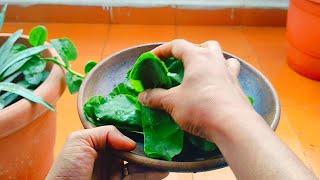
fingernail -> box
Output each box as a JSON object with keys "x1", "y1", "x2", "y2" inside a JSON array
[
  {"x1": 138, "y1": 91, "x2": 147, "y2": 105},
  {"x1": 120, "y1": 134, "x2": 136, "y2": 147}
]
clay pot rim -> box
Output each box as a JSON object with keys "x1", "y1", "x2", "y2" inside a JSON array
[
  {"x1": 0, "y1": 34, "x2": 66, "y2": 139},
  {"x1": 291, "y1": 0, "x2": 320, "y2": 17},
  {"x1": 308, "y1": 0, "x2": 320, "y2": 4}
]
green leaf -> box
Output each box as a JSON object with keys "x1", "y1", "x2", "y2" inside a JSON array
[
  {"x1": 93, "y1": 94, "x2": 142, "y2": 132},
  {"x1": 1, "y1": 56, "x2": 32, "y2": 79},
  {"x1": 0, "y1": 29, "x2": 23, "y2": 65},
  {"x1": 141, "y1": 106, "x2": 184, "y2": 161},
  {"x1": 165, "y1": 57, "x2": 184, "y2": 86},
  {"x1": 0, "y1": 72, "x2": 21, "y2": 94},
  {"x1": 0, "y1": 80, "x2": 30, "y2": 108},
  {"x1": 66, "y1": 72, "x2": 82, "y2": 94},
  {"x1": 29, "y1": 25, "x2": 48, "y2": 47},
  {"x1": 83, "y1": 96, "x2": 106, "y2": 126},
  {"x1": 51, "y1": 38, "x2": 78, "y2": 67},
  {"x1": 187, "y1": 134, "x2": 217, "y2": 152},
  {"x1": 0, "y1": 98, "x2": 4, "y2": 110},
  {"x1": 0, "y1": 82, "x2": 54, "y2": 111},
  {"x1": 41, "y1": 71, "x2": 50, "y2": 82},
  {"x1": 0, "y1": 45, "x2": 50, "y2": 77},
  {"x1": 1, "y1": 93, "x2": 18, "y2": 108},
  {"x1": 9, "y1": 43, "x2": 27, "y2": 57},
  {"x1": 21, "y1": 56, "x2": 47, "y2": 75},
  {"x1": 248, "y1": 96, "x2": 254, "y2": 104},
  {"x1": 20, "y1": 56, "x2": 47, "y2": 85},
  {"x1": 0, "y1": 4, "x2": 8, "y2": 32},
  {"x1": 129, "y1": 52, "x2": 171, "y2": 92},
  {"x1": 84, "y1": 61, "x2": 97, "y2": 74},
  {"x1": 3, "y1": 71, "x2": 21, "y2": 83},
  {"x1": 24, "y1": 72, "x2": 44, "y2": 85},
  {"x1": 109, "y1": 77, "x2": 139, "y2": 97}
]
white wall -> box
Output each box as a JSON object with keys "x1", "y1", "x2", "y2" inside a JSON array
[{"x1": 0, "y1": 0, "x2": 289, "y2": 9}]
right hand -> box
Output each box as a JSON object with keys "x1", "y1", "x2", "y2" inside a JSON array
[{"x1": 138, "y1": 39, "x2": 258, "y2": 142}]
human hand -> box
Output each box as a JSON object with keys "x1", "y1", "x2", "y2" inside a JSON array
[
  {"x1": 46, "y1": 126, "x2": 168, "y2": 180},
  {"x1": 137, "y1": 39, "x2": 317, "y2": 180},
  {"x1": 138, "y1": 39, "x2": 257, "y2": 142}
]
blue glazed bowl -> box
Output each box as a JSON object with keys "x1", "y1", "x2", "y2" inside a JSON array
[{"x1": 78, "y1": 43, "x2": 280, "y2": 172}]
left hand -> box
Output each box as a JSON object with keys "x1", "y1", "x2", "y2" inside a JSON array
[{"x1": 46, "y1": 126, "x2": 168, "y2": 180}]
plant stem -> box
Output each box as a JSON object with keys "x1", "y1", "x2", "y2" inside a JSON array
[{"x1": 42, "y1": 57, "x2": 85, "y2": 78}]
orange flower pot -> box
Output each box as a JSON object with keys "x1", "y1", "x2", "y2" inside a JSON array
[
  {"x1": 287, "y1": 0, "x2": 320, "y2": 80},
  {"x1": 288, "y1": 44, "x2": 320, "y2": 80},
  {"x1": 0, "y1": 35, "x2": 66, "y2": 179}
]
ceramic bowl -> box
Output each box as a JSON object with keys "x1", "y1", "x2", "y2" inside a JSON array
[{"x1": 77, "y1": 43, "x2": 280, "y2": 172}]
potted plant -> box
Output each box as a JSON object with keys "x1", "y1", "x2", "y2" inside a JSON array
[
  {"x1": 287, "y1": 0, "x2": 320, "y2": 80},
  {"x1": 0, "y1": 4, "x2": 96, "y2": 179}
]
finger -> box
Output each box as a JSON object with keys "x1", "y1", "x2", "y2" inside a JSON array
[
  {"x1": 47, "y1": 127, "x2": 135, "y2": 180},
  {"x1": 123, "y1": 172, "x2": 169, "y2": 180},
  {"x1": 69, "y1": 126, "x2": 136, "y2": 151},
  {"x1": 151, "y1": 39, "x2": 195, "y2": 62},
  {"x1": 226, "y1": 58, "x2": 241, "y2": 77},
  {"x1": 138, "y1": 88, "x2": 171, "y2": 110},
  {"x1": 200, "y1": 40, "x2": 224, "y2": 58}
]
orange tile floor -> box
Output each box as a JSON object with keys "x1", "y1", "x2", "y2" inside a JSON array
[{"x1": 3, "y1": 23, "x2": 320, "y2": 179}]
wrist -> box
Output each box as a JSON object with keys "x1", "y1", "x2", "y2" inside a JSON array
[{"x1": 205, "y1": 108, "x2": 268, "y2": 144}]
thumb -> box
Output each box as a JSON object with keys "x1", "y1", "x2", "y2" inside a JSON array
[
  {"x1": 72, "y1": 126, "x2": 137, "y2": 151},
  {"x1": 138, "y1": 88, "x2": 170, "y2": 110},
  {"x1": 47, "y1": 126, "x2": 136, "y2": 179}
]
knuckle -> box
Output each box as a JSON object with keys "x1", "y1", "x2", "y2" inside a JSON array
[
  {"x1": 206, "y1": 40, "x2": 220, "y2": 47},
  {"x1": 106, "y1": 125, "x2": 117, "y2": 132},
  {"x1": 204, "y1": 40, "x2": 220, "y2": 47},
  {"x1": 198, "y1": 48, "x2": 215, "y2": 57},
  {"x1": 233, "y1": 59, "x2": 240, "y2": 66},
  {"x1": 162, "y1": 88, "x2": 179, "y2": 113},
  {"x1": 68, "y1": 131, "x2": 82, "y2": 141},
  {"x1": 227, "y1": 58, "x2": 240, "y2": 68},
  {"x1": 171, "y1": 39, "x2": 187, "y2": 45},
  {"x1": 144, "y1": 90, "x2": 154, "y2": 103},
  {"x1": 160, "y1": 95, "x2": 172, "y2": 112},
  {"x1": 146, "y1": 90, "x2": 159, "y2": 106}
]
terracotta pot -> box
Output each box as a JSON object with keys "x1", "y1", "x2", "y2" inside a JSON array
[
  {"x1": 287, "y1": 0, "x2": 320, "y2": 80},
  {"x1": 288, "y1": 44, "x2": 320, "y2": 80},
  {"x1": 0, "y1": 34, "x2": 66, "y2": 179}
]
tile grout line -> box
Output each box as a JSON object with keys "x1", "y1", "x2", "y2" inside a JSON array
[
  {"x1": 281, "y1": 105, "x2": 317, "y2": 172},
  {"x1": 240, "y1": 26, "x2": 262, "y2": 70},
  {"x1": 100, "y1": 24, "x2": 111, "y2": 60}
]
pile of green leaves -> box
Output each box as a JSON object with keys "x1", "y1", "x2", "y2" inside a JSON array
[
  {"x1": 84, "y1": 52, "x2": 220, "y2": 161},
  {"x1": 0, "y1": 4, "x2": 96, "y2": 111}
]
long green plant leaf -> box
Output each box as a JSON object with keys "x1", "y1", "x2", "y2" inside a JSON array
[
  {"x1": 0, "y1": 72, "x2": 21, "y2": 94},
  {"x1": 1, "y1": 56, "x2": 32, "y2": 79},
  {"x1": 0, "y1": 29, "x2": 23, "y2": 65},
  {"x1": 0, "y1": 4, "x2": 8, "y2": 32},
  {"x1": 3, "y1": 71, "x2": 21, "y2": 83},
  {"x1": 0, "y1": 45, "x2": 49, "y2": 76},
  {"x1": 0, "y1": 98, "x2": 4, "y2": 110},
  {"x1": 0, "y1": 80, "x2": 30, "y2": 108},
  {"x1": 0, "y1": 82, "x2": 54, "y2": 111}
]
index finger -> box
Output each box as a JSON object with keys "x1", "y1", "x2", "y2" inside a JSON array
[{"x1": 151, "y1": 39, "x2": 195, "y2": 62}]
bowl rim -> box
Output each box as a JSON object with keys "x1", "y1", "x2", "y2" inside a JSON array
[{"x1": 77, "y1": 42, "x2": 281, "y2": 172}]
